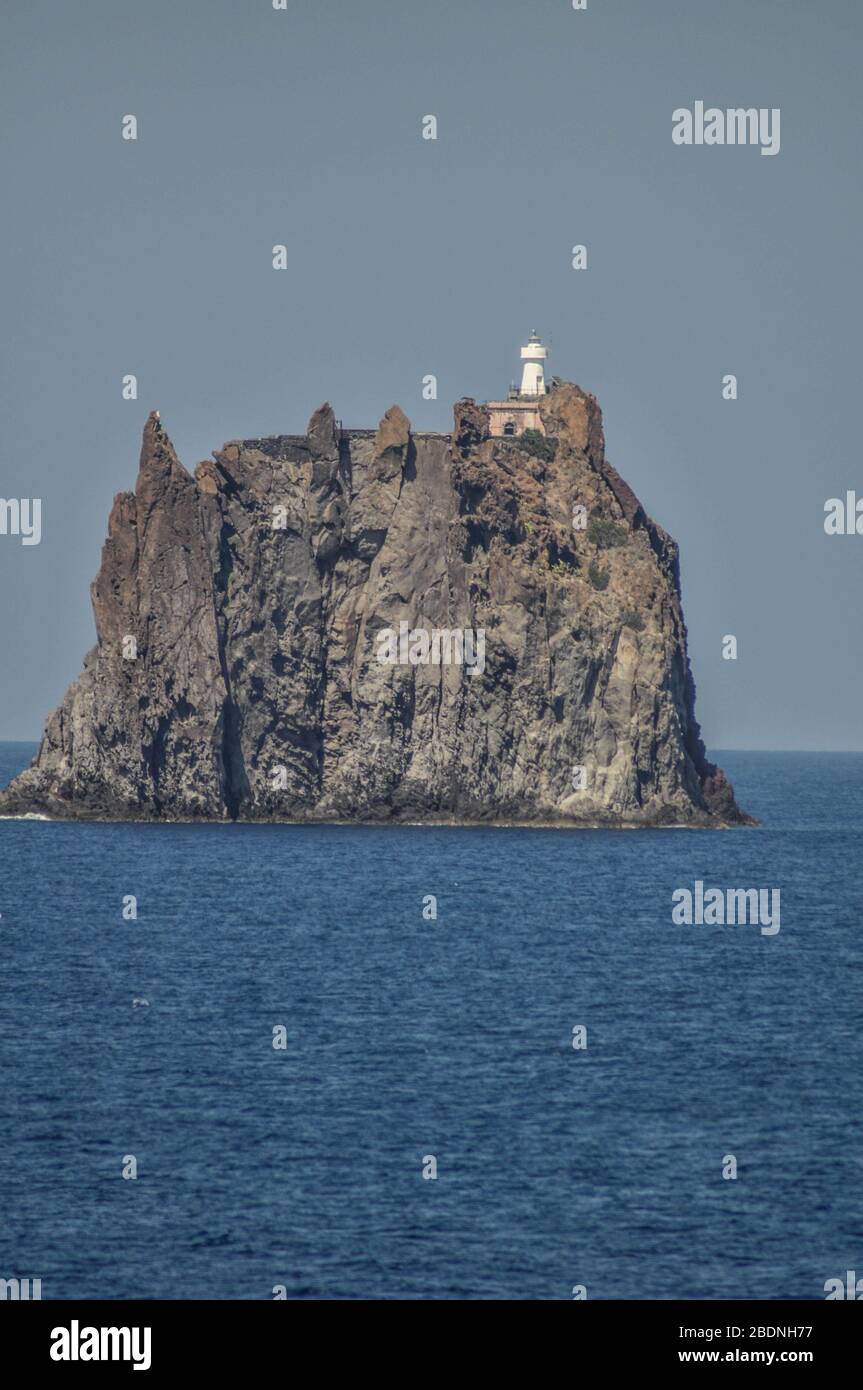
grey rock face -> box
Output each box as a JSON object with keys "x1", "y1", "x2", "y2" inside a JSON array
[{"x1": 0, "y1": 386, "x2": 752, "y2": 825}]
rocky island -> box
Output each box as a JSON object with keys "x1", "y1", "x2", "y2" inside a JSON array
[{"x1": 0, "y1": 367, "x2": 752, "y2": 827}]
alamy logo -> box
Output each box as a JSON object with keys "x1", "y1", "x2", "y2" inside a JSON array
[
  {"x1": 671, "y1": 881, "x2": 780, "y2": 936},
  {"x1": 0, "y1": 497, "x2": 41, "y2": 545},
  {"x1": 375, "y1": 621, "x2": 485, "y2": 676},
  {"x1": 672, "y1": 102, "x2": 780, "y2": 156},
  {"x1": 50, "y1": 1321, "x2": 151, "y2": 1371},
  {"x1": 1, "y1": 1276, "x2": 41, "y2": 1299},
  {"x1": 824, "y1": 492, "x2": 863, "y2": 535},
  {"x1": 824, "y1": 1270, "x2": 863, "y2": 1299}
]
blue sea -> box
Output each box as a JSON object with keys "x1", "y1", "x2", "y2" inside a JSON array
[{"x1": 0, "y1": 743, "x2": 861, "y2": 1301}]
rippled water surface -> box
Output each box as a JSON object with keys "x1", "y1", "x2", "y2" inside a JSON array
[{"x1": 1, "y1": 744, "x2": 861, "y2": 1299}]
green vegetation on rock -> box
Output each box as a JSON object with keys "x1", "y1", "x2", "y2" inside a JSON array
[
  {"x1": 588, "y1": 561, "x2": 610, "y2": 591},
  {"x1": 587, "y1": 516, "x2": 627, "y2": 549},
  {"x1": 518, "y1": 429, "x2": 557, "y2": 463}
]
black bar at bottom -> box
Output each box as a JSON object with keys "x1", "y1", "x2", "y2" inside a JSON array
[{"x1": 1, "y1": 1298, "x2": 859, "y2": 1376}]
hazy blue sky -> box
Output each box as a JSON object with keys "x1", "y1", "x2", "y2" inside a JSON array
[{"x1": 1, "y1": 0, "x2": 860, "y2": 747}]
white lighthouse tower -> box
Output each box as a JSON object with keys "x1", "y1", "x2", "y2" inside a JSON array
[
  {"x1": 485, "y1": 332, "x2": 551, "y2": 437},
  {"x1": 519, "y1": 330, "x2": 549, "y2": 397}
]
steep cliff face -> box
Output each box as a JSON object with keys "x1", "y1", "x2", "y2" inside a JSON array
[{"x1": 0, "y1": 386, "x2": 752, "y2": 825}]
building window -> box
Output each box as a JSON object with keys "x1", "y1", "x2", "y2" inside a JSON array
[{"x1": 503, "y1": 421, "x2": 515, "y2": 436}]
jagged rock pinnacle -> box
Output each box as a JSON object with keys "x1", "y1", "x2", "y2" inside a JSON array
[{"x1": 0, "y1": 387, "x2": 752, "y2": 826}]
